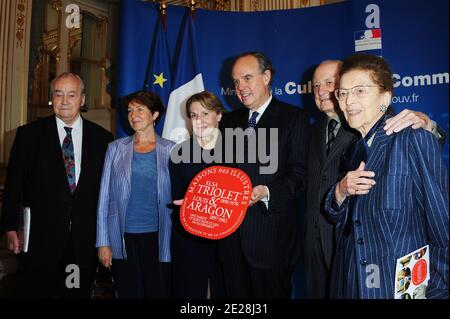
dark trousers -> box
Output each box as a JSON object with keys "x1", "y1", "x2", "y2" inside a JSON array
[
  {"x1": 171, "y1": 227, "x2": 225, "y2": 299},
  {"x1": 112, "y1": 232, "x2": 171, "y2": 299},
  {"x1": 304, "y1": 235, "x2": 331, "y2": 299},
  {"x1": 19, "y1": 234, "x2": 95, "y2": 299},
  {"x1": 219, "y1": 232, "x2": 293, "y2": 299}
]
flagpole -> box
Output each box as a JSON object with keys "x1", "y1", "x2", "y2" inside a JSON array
[
  {"x1": 160, "y1": 1, "x2": 167, "y2": 31},
  {"x1": 190, "y1": 0, "x2": 196, "y2": 19},
  {"x1": 142, "y1": 0, "x2": 172, "y2": 107},
  {"x1": 143, "y1": 2, "x2": 167, "y2": 91},
  {"x1": 162, "y1": 0, "x2": 204, "y2": 143}
]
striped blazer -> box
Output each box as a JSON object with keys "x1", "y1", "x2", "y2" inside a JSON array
[
  {"x1": 324, "y1": 116, "x2": 448, "y2": 299},
  {"x1": 96, "y1": 135, "x2": 174, "y2": 262}
]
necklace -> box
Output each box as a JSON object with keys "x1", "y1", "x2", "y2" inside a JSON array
[
  {"x1": 366, "y1": 132, "x2": 376, "y2": 147},
  {"x1": 365, "y1": 114, "x2": 386, "y2": 148}
]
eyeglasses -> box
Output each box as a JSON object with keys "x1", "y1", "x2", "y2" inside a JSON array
[{"x1": 334, "y1": 85, "x2": 379, "y2": 101}]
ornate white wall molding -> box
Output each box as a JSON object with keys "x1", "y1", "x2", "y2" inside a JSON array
[{"x1": 0, "y1": 0, "x2": 33, "y2": 165}]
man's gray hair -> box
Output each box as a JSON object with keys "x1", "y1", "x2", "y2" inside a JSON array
[{"x1": 50, "y1": 72, "x2": 85, "y2": 95}]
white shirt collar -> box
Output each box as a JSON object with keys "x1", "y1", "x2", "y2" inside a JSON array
[
  {"x1": 248, "y1": 95, "x2": 272, "y2": 123},
  {"x1": 329, "y1": 114, "x2": 341, "y2": 125},
  {"x1": 56, "y1": 114, "x2": 83, "y2": 133}
]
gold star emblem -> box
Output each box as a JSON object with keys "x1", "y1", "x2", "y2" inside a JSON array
[{"x1": 153, "y1": 72, "x2": 167, "y2": 88}]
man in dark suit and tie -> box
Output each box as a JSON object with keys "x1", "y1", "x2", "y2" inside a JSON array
[
  {"x1": 303, "y1": 60, "x2": 446, "y2": 299},
  {"x1": 0, "y1": 72, "x2": 113, "y2": 298},
  {"x1": 219, "y1": 52, "x2": 308, "y2": 298}
]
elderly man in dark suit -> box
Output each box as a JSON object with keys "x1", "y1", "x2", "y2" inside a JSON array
[
  {"x1": 219, "y1": 52, "x2": 308, "y2": 299},
  {"x1": 303, "y1": 60, "x2": 446, "y2": 299},
  {"x1": 0, "y1": 72, "x2": 113, "y2": 298}
]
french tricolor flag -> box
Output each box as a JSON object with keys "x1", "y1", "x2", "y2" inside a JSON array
[
  {"x1": 355, "y1": 29, "x2": 382, "y2": 52},
  {"x1": 162, "y1": 11, "x2": 205, "y2": 143},
  {"x1": 361, "y1": 29, "x2": 381, "y2": 39}
]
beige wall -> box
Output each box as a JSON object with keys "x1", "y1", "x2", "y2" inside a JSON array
[{"x1": 0, "y1": 0, "x2": 33, "y2": 167}]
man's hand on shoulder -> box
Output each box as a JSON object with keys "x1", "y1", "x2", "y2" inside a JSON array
[{"x1": 384, "y1": 109, "x2": 432, "y2": 135}]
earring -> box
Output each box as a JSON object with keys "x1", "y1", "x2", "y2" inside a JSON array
[{"x1": 380, "y1": 104, "x2": 387, "y2": 112}]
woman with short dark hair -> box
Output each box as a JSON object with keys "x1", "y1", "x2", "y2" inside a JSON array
[
  {"x1": 96, "y1": 91, "x2": 174, "y2": 298},
  {"x1": 325, "y1": 53, "x2": 448, "y2": 299}
]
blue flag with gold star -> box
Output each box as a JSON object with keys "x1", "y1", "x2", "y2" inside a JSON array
[{"x1": 143, "y1": 15, "x2": 171, "y2": 107}]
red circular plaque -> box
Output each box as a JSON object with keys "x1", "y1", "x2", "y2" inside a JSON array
[
  {"x1": 180, "y1": 166, "x2": 252, "y2": 240},
  {"x1": 412, "y1": 259, "x2": 428, "y2": 286}
]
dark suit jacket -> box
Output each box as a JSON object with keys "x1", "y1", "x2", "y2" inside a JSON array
[
  {"x1": 220, "y1": 97, "x2": 308, "y2": 269},
  {"x1": 0, "y1": 115, "x2": 113, "y2": 271},
  {"x1": 324, "y1": 115, "x2": 449, "y2": 299},
  {"x1": 303, "y1": 116, "x2": 358, "y2": 270}
]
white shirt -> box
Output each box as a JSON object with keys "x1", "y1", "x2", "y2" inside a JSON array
[
  {"x1": 248, "y1": 95, "x2": 272, "y2": 125},
  {"x1": 247, "y1": 95, "x2": 273, "y2": 208},
  {"x1": 56, "y1": 115, "x2": 83, "y2": 184}
]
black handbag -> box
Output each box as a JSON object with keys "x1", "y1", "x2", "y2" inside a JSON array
[{"x1": 90, "y1": 264, "x2": 118, "y2": 299}]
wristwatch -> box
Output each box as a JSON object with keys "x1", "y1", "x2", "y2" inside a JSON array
[{"x1": 430, "y1": 120, "x2": 447, "y2": 144}]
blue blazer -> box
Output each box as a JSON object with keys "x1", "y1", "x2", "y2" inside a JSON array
[
  {"x1": 96, "y1": 135, "x2": 174, "y2": 262},
  {"x1": 325, "y1": 117, "x2": 448, "y2": 299}
]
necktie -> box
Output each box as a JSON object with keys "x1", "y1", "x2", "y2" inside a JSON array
[
  {"x1": 327, "y1": 119, "x2": 338, "y2": 155},
  {"x1": 62, "y1": 127, "x2": 76, "y2": 192},
  {"x1": 248, "y1": 111, "x2": 259, "y2": 129}
]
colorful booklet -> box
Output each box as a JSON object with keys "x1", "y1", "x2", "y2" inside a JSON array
[
  {"x1": 18, "y1": 206, "x2": 31, "y2": 253},
  {"x1": 394, "y1": 245, "x2": 429, "y2": 299}
]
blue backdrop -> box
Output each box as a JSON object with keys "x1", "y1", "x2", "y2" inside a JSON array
[
  {"x1": 118, "y1": 0, "x2": 448, "y2": 162},
  {"x1": 118, "y1": 0, "x2": 449, "y2": 298}
]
